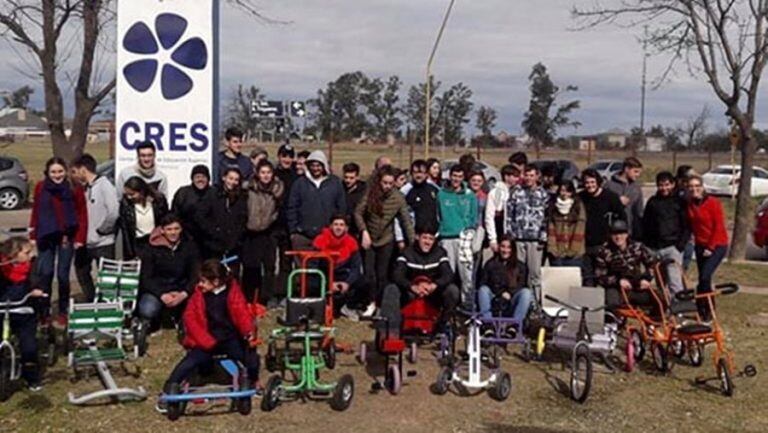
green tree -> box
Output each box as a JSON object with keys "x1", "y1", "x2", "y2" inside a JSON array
[
  {"x1": 311, "y1": 71, "x2": 373, "y2": 142},
  {"x1": 404, "y1": 76, "x2": 440, "y2": 145},
  {"x1": 363, "y1": 75, "x2": 403, "y2": 141},
  {"x1": 521, "y1": 62, "x2": 580, "y2": 158},
  {"x1": 434, "y1": 82, "x2": 473, "y2": 146},
  {"x1": 475, "y1": 105, "x2": 497, "y2": 141}
]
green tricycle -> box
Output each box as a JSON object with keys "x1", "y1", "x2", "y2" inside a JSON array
[{"x1": 261, "y1": 268, "x2": 354, "y2": 412}]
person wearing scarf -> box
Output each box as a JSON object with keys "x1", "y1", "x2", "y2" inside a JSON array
[
  {"x1": 547, "y1": 181, "x2": 586, "y2": 267},
  {"x1": 29, "y1": 157, "x2": 87, "y2": 326}
]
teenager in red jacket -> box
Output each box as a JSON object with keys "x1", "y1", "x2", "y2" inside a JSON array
[
  {"x1": 29, "y1": 157, "x2": 87, "y2": 326},
  {"x1": 162, "y1": 259, "x2": 259, "y2": 397},
  {"x1": 686, "y1": 175, "x2": 729, "y2": 320}
]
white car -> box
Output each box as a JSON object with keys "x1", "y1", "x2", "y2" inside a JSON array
[{"x1": 702, "y1": 165, "x2": 768, "y2": 197}]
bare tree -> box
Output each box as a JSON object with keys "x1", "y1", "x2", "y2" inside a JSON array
[
  {"x1": 684, "y1": 105, "x2": 711, "y2": 168},
  {"x1": 0, "y1": 1, "x2": 283, "y2": 162},
  {"x1": 573, "y1": 0, "x2": 768, "y2": 260}
]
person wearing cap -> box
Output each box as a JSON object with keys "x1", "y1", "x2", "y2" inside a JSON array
[
  {"x1": 171, "y1": 164, "x2": 211, "y2": 250},
  {"x1": 286, "y1": 150, "x2": 346, "y2": 250},
  {"x1": 216, "y1": 127, "x2": 253, "y2": 184},
  {"x1": 594, "y1": 219, "x2": 658, "y2": 312},
  {"x1": 275, "y1": 143, "x2": 298, "y2": 192}
]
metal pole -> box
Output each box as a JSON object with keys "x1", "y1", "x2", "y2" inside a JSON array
[
  {"x1": 638, "y1": 25, "x2": 648, "y2": 157},
  {"x1": 425, "y1": 0, "x2": 456, "y2": 160}
]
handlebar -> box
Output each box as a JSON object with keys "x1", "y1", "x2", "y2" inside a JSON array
[
  {"x1": 221, "y1": 255, "x2": 239, "y2": 266},
  {"x1": 675, "y1": 283, "x2": 740, "y2": 301},
  {"x1": 0, "y1": 292, "x2": 44, "y2": 308},
  {"x1": 544, "y1": 294, "x2": 606, "y2": 313}
]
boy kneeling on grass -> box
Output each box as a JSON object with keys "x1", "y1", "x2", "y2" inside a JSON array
[{"x1": 159, "y1": 259, "x2": 259, "y2": 410}]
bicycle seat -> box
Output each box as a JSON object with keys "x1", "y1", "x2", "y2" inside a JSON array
[{"x1": 677, "y1": 323, "x2": 712, "y2": 335}]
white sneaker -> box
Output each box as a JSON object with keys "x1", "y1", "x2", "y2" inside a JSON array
[
  {"x1": 360, "y1": 303, "x2": 377, "y2": 318},
  {"x1": 340, "y1": 305, "x2": 360, "y2": 322}
]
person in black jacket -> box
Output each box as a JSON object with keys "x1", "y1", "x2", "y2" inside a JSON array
[
  {"x1": 273, "y1": 143, "x2": 299, "y2": 301},
  {"x1": 286, "y1": 150, "x2": 346, "y2": 249},
  {"x1": 578, "y1": 169, "x2": 626, "y2": 286},
  {"x1": 171, "y1": 164, "x2": 210, "y2": 248},
  {"x1": 642, "y1": 171, "x2": 690, "y2": 295},
  {"x1": 119, "y1": 176, "x2": 169, "y2": 259},
  {"x1": 136, "y1": 215, "x2": 199, "y2": 329},
  {"x1": 342, "y1": 162, "x2": 367, "y2": 237},
  {"x1": 195, "y1": 167, "x2": 248, "y2": 261},
  {"x1": 378, "y1": 224, "x2": 460, "y2": 337},
  {"x1": 394, "y1": 160, "x2": 439, "y2": 248},
  {"x1": 477, "y1": 235, "x2": 532, "y2": 327}
]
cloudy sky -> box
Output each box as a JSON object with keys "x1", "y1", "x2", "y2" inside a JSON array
[{"x1": 1, "y1": 0, "x2": 765, "y2": 135}]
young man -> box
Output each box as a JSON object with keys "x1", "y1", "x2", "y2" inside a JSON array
[
  {"x1": 116, "y1": 141, "x2": 168, "y2": 197},
  {"x1": 312, "y1": 215, "x2": 365, "y2": 320},
  {"x1": 595, "y1": 219, "x2": 658, "y2": 312},
  {"x1": 642, "y1": 171, "x2": 690, "y2": 295},
  {"x1": 275, "y1": 143, "x2": 298, "y2": 193},
  {"x1": 71, "y1": 154, "x2": 119, "y2": 302},
  {"x1": 217, "y1": 127, "x2": 253, "y2": 183},
  {"x1": 508, "y1": 152, "x2": 528, "y2": 182},
  {"x1": 137, "y1": 214, "x2": 200, "y2": 331},
  {"x1": 579, "y1": 169, "x2": 626, "y2": 286},
  {"x1": 394, "y1": 159, "x2": 440, "y2": 249},
  {"x1": 378, "y1": 224, "x2": 460, "y2": 337},
  {"x1": 273, "y1": 143, "x2": 298, "y2": 300},
  {"x1": 286, "y1": 150, "x2": 346, "y2": 250},
  {"x1": 485, "y1": 164, "x2": 520, "y2": 252},
  {"x1": 295, "y1": 150, "x2": 311, "y2": 177},
  {"x1": 605, "y1": 156, "x2": 644, "y2": 239},
  {"x1": 342, "y1": 162, "x2": 367, "y2": 237},
  {"x1": 437, "y1": 165, "x2": 478, "y2": 310},
  {"x1": 505, "y1": 164, "x2": 549, "y2": 299},
  {"x1": 171, "y1": 164, "x2": 211, "y2": 248}
]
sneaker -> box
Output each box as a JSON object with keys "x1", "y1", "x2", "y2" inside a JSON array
[
  {"x1": 27, "y1": 383, "x2": 43, "y2": 392},
  {"x1": 54, "y1": 314, "x2": 68, "y2": 329},
  {"x1": 155, "y1": 399, "x2": 168, "y2": 414},
  {"x1": 360, "y1": 303, "x2": 377, "y2": 318},
  {"x1": 340, "y1": 305, "x2": 360, "y2": 322}
]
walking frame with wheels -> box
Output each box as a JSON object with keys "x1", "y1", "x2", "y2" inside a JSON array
[{"x1": 261, "y1": 268, "x2": 354, "y2": 412}]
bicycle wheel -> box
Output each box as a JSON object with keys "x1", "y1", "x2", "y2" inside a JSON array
[
  {"x1": 570, "y1": 345, "x2": 592, "y2": 403},
  {"x1": 0, "y1": 349, "x2": 11, "y2": 402}
]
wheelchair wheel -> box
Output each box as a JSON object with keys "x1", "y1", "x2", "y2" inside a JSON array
[
  {"x1": 687, "y1": 342, "x2": 704, "y2": 367},
  {"x1": 0, "y1": 350, "x2": 11, "y2": 402},
  {"x1": 261, "y1": 375, "x2": 282, "y2": 411},
  {"x1": 651, "y1": 343, "x2": 669, "y2": 373},
  {"x1": 265, "y1": 341, "x2": 278, "y2": 372},
  {"x1": 385, "y1": 364, "x2": 401, "y2": 395},
  {"x1": 329, "y1": 374, "x2": 354, "y2": 411},
  {"x1": 717, "y1": 358, "x2": 734, "y2": 397},
  {"x1": 488, "y1": 371, "x2": 512, "y2": 402},
  {"x1": 432, "y1": 366, "x2": 452, "y2": 395},
  {"x1": 166, "y1": 383, "x2": 184, "y2": 421},
  {"x1": 570, "y1": 346, "x2": 592, "y2": 404}
]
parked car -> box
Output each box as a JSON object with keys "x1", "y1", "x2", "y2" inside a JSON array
[
  {"x1": 96, "y1": 159, "x2": 115, "y2": 184},
  {"x1": 586, "y1": 160, "x2": 624, "y2": 181},
  {"x1": 531, "y1": 160, "x2": 580, "y2": 184},
  {"x1": 441, "y1": 159, "x2": 500, "y2": 187},
  {"x1": 702, "y1": 165, "x2": 768, "y2": 197},
  {"x1": 753, "y1": 199, "x2": 768, "y2": 255},
  {"x1": 0, "y1": 156, "x2": 29, "y2": 210}
]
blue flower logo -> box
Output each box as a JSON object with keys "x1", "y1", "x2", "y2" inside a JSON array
[{"x1": 122, "y1": 13, "x2": 208, "y2": 100}]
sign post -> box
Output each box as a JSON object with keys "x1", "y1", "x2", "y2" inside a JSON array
[{"x1": 116, "y1": 0, "x2": 218, "y2": 198}]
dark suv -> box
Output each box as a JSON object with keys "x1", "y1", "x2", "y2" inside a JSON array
[{"x1": 0, "y1": 156, "x2": 29, "y2": 210}]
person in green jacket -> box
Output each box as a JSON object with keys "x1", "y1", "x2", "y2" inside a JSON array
[
  {"x1": 437, "y1": 164, "x2": 478, "y2": 310},
  {"x1": 355, "y1": 165, "x2": 415, "y2": 317}
]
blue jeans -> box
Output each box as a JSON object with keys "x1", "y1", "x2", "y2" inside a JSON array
[
  {"x1": 165, "y1": 338, "x2": 260, "y2": 391},
  {"x1": 36, "y1": 238, "x2": 74, "y2": 317},
  {"x1": 683, "y1": 240, "x2": 695, "y2": 272},
  {"x1": 136, "y1": 293, "x2": 185, "y2": 326},
  {"x1": 477, "y1": 285, "x2": 533, "y2": 322},
  {"x1": 695, "y1": 245, "x2": 727, "y2": 318}
]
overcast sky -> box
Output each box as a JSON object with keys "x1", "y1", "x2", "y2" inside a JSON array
[{"x1": 1, "y1": 0, "x2": 765, "y2": 135}]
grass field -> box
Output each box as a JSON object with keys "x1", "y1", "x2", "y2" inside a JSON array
[{"x1": 0, "y1": 291, "x2": 765, "y2": 433}]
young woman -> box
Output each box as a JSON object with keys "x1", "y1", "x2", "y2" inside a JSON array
[
  {"x1": 468, "y1": 171, "x2": 488, "y2": 268},
  {"x1": 195, "y1": 168, "x2": 248, "y2": 262},
  {"x1": 686, "y1": 174, "x2": 729, "y2": 320},
  {"x1": 29, "y1": 157, "x2": 87, "y2": 324},
  {"x1": 547, "y1": 181, "x2": 586, "y2": 267},
  {"x1": 354, "y1": 165, "x2": 415, "y2": 316},
  {"x1": 243, "y1": 161, "x2": 284, "y2": 306},
  {"x1": 118, "y1": 176, "x2": 169, "y2": 259},
  {"x1": 477, "y1": 235, "x2": 532, "y2": 329},
  {"x1": 427, "y1": 158, "x2": 442, "y2": 187}
]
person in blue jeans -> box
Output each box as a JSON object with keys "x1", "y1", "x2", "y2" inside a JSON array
[{"x1": 477, "y1": 235, "x2": 533, "y2": 336}]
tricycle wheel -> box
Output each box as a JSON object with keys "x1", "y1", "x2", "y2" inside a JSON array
[
  {"x1": 165, "y1": 383, "x2": 183, "y2": 421},
  {"x1": 133, "y1": 319, "x2": 149, "y2": 357},
  {"x1": 629, "y1": 330, "x2": 645, "y2": 362},
  {"x1": 625, "y1": 335, "x2": 635, "y2": 373},
  {"x1": 432, "y1": 366, "x2": 452, "y2": 395},
  {"x1": 570, "y1": 346, "x2": 592, "y2": 403},
  {"x1": 688, "y1": 342, "x2": 704, "y2": 367},
  {"x1": 261, "y1": 375, "x2": 282, "y2": 411},
  {"x1": 236, "y1": 396, "x2": 252, "y2": 415},
  {"x1": 329, "y1": 374, "x2": 354, "y2": 411},
  {"x1": 407, "y1": 341, "x2": 418, "y2": 364},
  {"x1": 385, "y1": 364, "x2": 402, "y2": 395},
  {"x1": 265, "y1": 341, "x2": 278, "y2": 372},
  {"x1": 671, "y1": 340, "x2": 685, "y2": 358},
  {"x1": 324, "y1": 340, "x2": 336, "y2": 370},
  {"x1": 651, "y1": 343, "x2": 669, "y2": 373},
  {"x1": 717, "y1": 358, "x2": 734, "y2": 397},
  {"x1": 488, "y1": 371, "x2": 512, "y2": 402},
  {"x1": 356, "y1": 342, "x2": 367, "y2": 365}
]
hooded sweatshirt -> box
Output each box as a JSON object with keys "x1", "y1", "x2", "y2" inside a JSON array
[
  {"x1": 286, "y1": 150, "x2": 346, "y2": 238},
  {"x1": 139, "y1": 227, "x2": 200, "y2": 298},
  {"x1": 484, "y1": 181, "x2": 511, "y2": 244},
  {"x1": 437, "y1": 184, "x2": 477, "y2": 239},
  {"x1": 84, "y1": 175, "x2": 119, "y2": 248}
]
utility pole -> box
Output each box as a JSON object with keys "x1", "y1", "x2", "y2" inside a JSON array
[
  {"x1": 638, "y1": 25, "x2": 648, "y2": 157},
  {"x1": 425, "y1": 0, "x2": 456, "y2": 159}
]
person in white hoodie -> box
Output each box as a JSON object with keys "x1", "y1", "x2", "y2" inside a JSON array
[
  {"x1": 70, "y1": 154, "x2": 119, "y2": 301},
  {"x1": 485, "y1": 165, "x2": 520, "y2": 252}
]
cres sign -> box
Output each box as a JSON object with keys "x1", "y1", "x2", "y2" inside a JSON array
[{"x1": 116, "y1": 0, "x2": 218, "y2": 197}]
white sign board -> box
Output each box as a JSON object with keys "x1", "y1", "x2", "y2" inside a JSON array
[{"x1": 116, "y1": 0, "x2": 218, "y2": 198}]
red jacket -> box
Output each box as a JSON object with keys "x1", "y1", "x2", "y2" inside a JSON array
[
  {"x1": 29, "y1": 181, "x2": 88, "y2": 244},
  {"x1": 312, "y1": 227, "x2": 359, "y2": 264},
  {"x1": 687, "y1": 195, "x2": 729, "y2": 250},
  {"x1": 181, "y1": 279, "x2": 253, "y2": 351}
]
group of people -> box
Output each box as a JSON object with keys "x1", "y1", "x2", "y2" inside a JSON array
[{"x1": 0, "y1": 126, "x2": 730, "y2": 394}]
